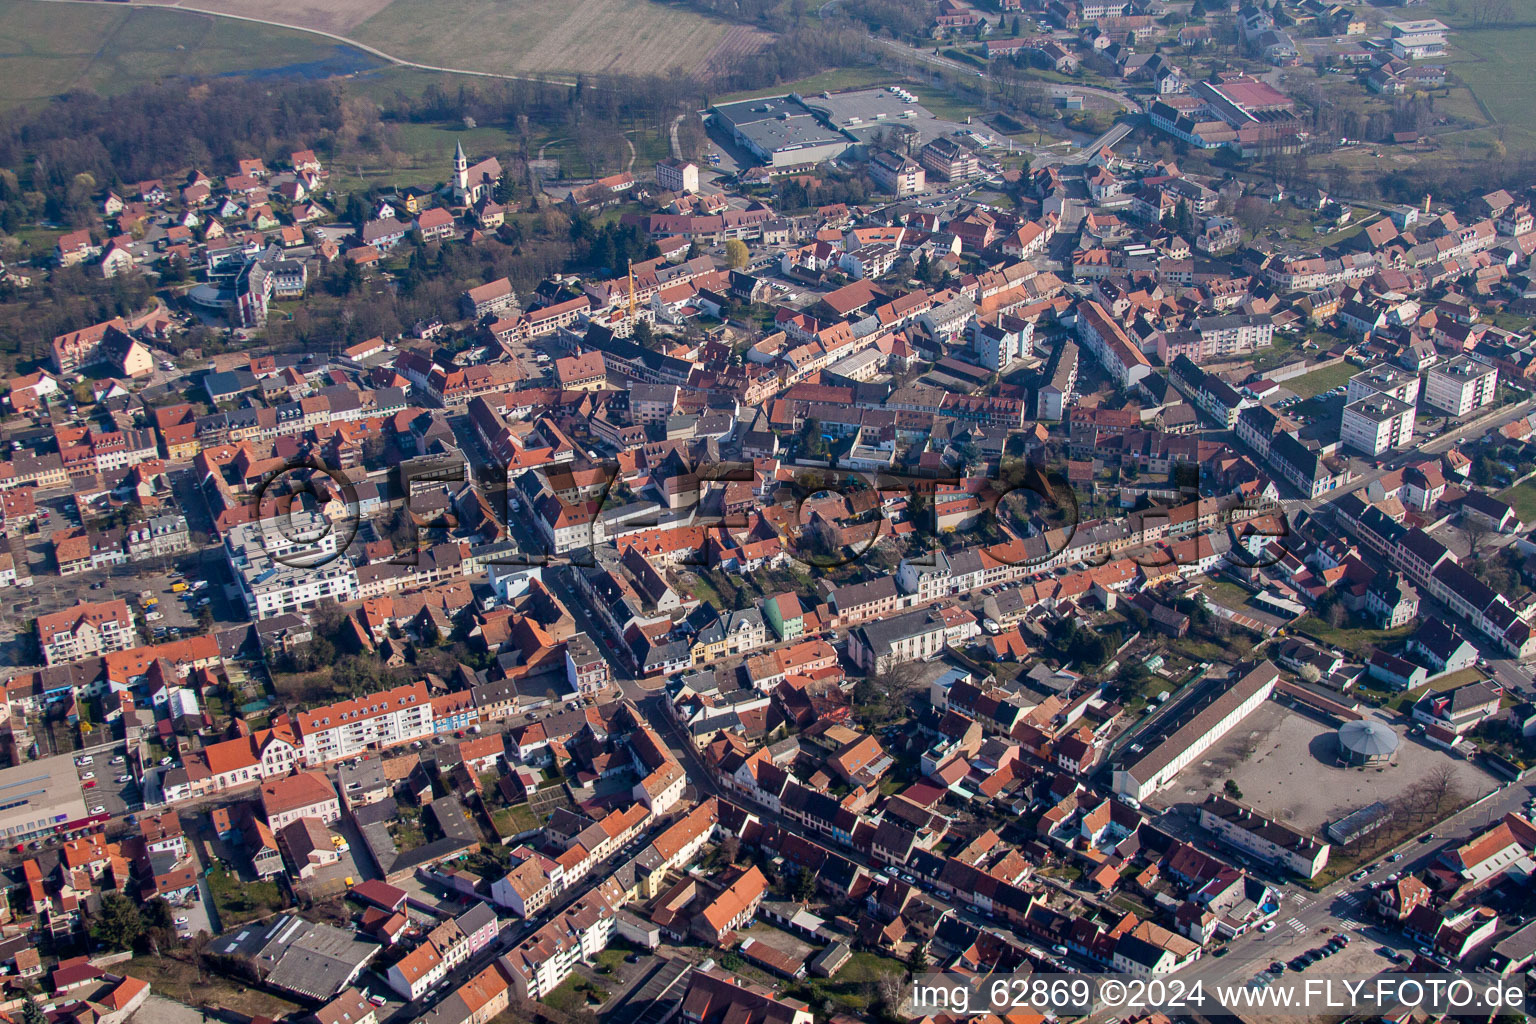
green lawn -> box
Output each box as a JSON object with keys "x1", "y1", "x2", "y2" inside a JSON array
[
  {"x1": 207, "y1": 865, "x2": 285, "y2": 925},
  {"x1": 1285, "y1": 361, "x2": 1356, "y2": 398},
  {"x1": 714, "y1": 65, "x2": 898, "y2": 104},
  {"x1": 1247, "y1": 334, "x2": 1299, "y2": 374},
  {"x1": 785, "y1": 952, "x2": 905, "y2": 1017},
  {"x1": 1429, "y1": 667, "x2": 1488, "y2": 691},
  {"x1": 1424, "y1": 0, "x2": 1536, "y2": 153},
  {"x1": 1498, "y1": 481, "x2": 1536, "y2": 524},
  {"x1": 1200, "y1": 578, "x2": 1257, "y2": 611},
  {"x1": 489, "y1": 802, "x2": 539, "y2": 837},
  {"x1": 1293, "y1": 615, "x2": 1416, "y2": 655},
  {"x1": 0, "y1": 0, "x2": 367, "y2": 108},
  {"x1": 542, "y1": 974, "x2": 607, "y2": 1014}
]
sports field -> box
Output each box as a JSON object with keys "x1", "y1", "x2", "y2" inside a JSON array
[
  {"x1": 1424, "y1": 0, "x2": 1536, "y2": 151},
  {"x1": 0, "y1": 0, "x2": 361, "y2": 106}
]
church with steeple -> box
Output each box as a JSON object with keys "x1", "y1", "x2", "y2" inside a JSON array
[{"x1": 451, "y1": 141, "x2": 504, "y2": 207}]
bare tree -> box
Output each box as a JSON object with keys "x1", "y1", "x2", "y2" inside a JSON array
[
  {"x1": 1424, "y1": 763, "x2": 1462, "y2": 817},
  {"x1": 1463, "y1": 513, "x2": 1491, "y2": 558}
]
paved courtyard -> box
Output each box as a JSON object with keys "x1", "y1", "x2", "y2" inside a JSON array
[{"x1": 1149, "y1": 699, "x2": 1496, "y2": 835}]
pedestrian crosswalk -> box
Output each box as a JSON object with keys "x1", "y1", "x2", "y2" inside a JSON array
[
  {"x1": 1290, "y1": 893, "x2": 1310, "y2": 906},
  {"x1": 1286, "y1": 917, "x2": 1308, "y2": 934},
  {"x1": 1339, "y1": 893, "x2": 1361, "y2": 907}
]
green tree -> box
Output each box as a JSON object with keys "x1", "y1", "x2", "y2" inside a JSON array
[
  {"x1": 20, "y1": 997, "x2": 46, "y2": 1024},
  {"x1": 724, "y1": 239, "x2": 750, "y2": 269},
  {"x1": 794, "y1": 866, "x2": 817, "y2": 901},
  {"x1": 1224, "y1": 779, "x2": 1243, "y2": 800},
  {"x1": 92, "y1": 891, "x2": 144, "y2": 951},
  {"x1": 906, "y1": 941, "x2": 931, "y2": 974}
]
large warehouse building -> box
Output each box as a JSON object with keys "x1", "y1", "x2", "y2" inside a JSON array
[
  {"x1": 711, "y1": 95, "x2": 855, "y2": 168},
  {"x1": 0, "y1": 755, "x2": 91, "y2": 843},
  {"x1": 1112, "y1": 660, "x2": 1279, "y2": 803}
]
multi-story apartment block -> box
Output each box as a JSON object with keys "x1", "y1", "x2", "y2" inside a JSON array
[
  {"x1": 259, "y1": 771, "x2": 341, "y2": 831},
  {"x1": 564, "y1": 633, "x2": 611, "y2": 700},
  {"x1": 492, "y1": 855, "x2": 558, "y2": 918},
  {"x1": 1198, "y1": 794, "x2": 1331, "y2": 877},
  {"x1": 501, "y1": 894, "x2": 616, "y2": 1000},
  {"x1": 37, "y1": 599, "x2": 138, "y2": 666},
  {"x1": 295, "y1": 681, "x2": 435, "y2": 766},
  {"x1": 868, "y1": 150, "x2": 926, "y2": 197},
  {"x1": 1424, "y1": 355, "x2": 1498, "y2": 416},
  {"x1": 918, "y1": 137, "x2": 980, "y2": 182},
  {"x1": 1347, "y1": 362, "x2": 1421, "y2": 406},
  {"x1": 1076, "y1": 300, "x2": 1151, "y2": 387},
  {"x1": 656, "y1": 158, "x2": 700, "y2": 194},
  {"x1": 125, "y1": 514, "x2": 191, "y2": 561},
  {"x1": 1341, "y1": 394, "x2": 1416, "y2": 456},
  {"x1": 848, "y1": 607, "x2": 949, "y2": 673},
  {"x1": 224, "y1": 515, "x2": 359, "y2": 620}
]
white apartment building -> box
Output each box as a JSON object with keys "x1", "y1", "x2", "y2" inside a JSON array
[
  {"x1": 37, "y1": 599, "x2": 138, "y2": 666},
  {"x1": 225, "y1": 514, "x2": 360, "y2": 620},
  {"x1": 1341, "y1": 394, "x2": 1416, "y2": 456},
  {"x1": 655, "y1": 158, "x2": 700, "y2": 195},
  {"x1": 1424, "y1": 355, "x2": 1498, "y2": 416},
  {"x1": 295, "y1": 681, "x2": 435, "y2": 766},
  {"x1": 535, "y1": 494, "x2": 606, "y2": 555},
  {"x1": 848, "y1": 608, "x2": 949, "y2": 673},
  {"x1": 1190, "y1": 314, "x2": 1274, "y2": 357},
  {"x1": 238, "y1": 558, "x2": 360, "y2": 620},
  {"x1": 1346, "y1": 362, "x2": 1421, "y2": 406},
  {"x1": 491, "y1": 856, "x2": 557, "y2": 918},
  {"x1": 503, "y1": 895, "x2": 616, "y2": 1000},
  {"x1": 1198, "y1": 795, "x2": 1331, "y2": 878},
  {"x1": 973, "y1": 318, "x2": 1034, "y2": 372},
  {"x1": 868, "y1": 150, "x2": 926, "y2": 197},
  {"x1": 1076, "y1": 300, "x2": 1151, "y2": 387}
]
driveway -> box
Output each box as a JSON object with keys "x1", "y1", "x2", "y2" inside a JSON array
[
  {"x1": 174, "y1": 877, "x2": 218, "y2": 940},
  {"x1": 129, "y1": 994, "x2": 207, "y2": 1024}
]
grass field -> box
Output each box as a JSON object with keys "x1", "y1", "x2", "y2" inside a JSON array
[
  {"x1": 0, "y1": 0, "x2": 365, "y2": 106},
  {"x1": 349, "y1": 0, "x2": 764, "y2": 78},
  {"x1": 715, "y1": 65, "x2": 897, "y2": 104},
  {"x1": 1424, "y1": 0, "x2": 1536, "y2": 151},
  {"x1": 1286, "y1": 361, "x2": 1356, "y2": 398},
  {"x1": 1498, "y1": 480, "x2": 1536, "y2": 523},
  {"x1": 1294, "y1": 615, "x2": 1417, "y2": 655}
]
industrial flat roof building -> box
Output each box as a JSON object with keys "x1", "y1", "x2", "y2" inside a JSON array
[
  {"x1": 711, "y1": 95, "x2": 854, "y2": 168},
  {"x1": 0, "y1": 756, "x2": 90, "y2": 841}
]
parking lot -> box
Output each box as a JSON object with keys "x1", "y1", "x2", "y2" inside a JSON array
[{"x1": 71, "y1": 748, "x2": 141, "y2": 818}]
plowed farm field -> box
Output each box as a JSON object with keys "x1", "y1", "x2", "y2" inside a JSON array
[{"x1": 351, "y1": 0, "x2": 766, "y2": 77}]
